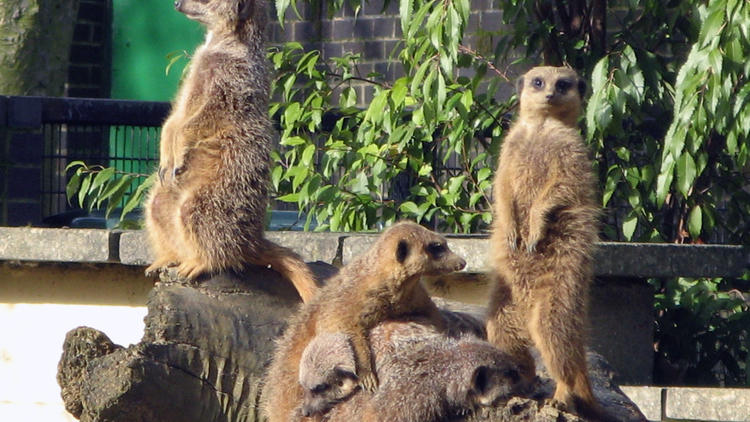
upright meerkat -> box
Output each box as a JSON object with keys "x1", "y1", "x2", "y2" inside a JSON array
[
  {"x1": 486, "y1": 66, "x2": 604, "y2": 418},
  {"x1": 300, "y1": 319, "x2": 522, "y2": 422},
  {"x1": 143, "y1": 0, "x2": 318, "y2": 303},
  {"x1": 261, "y1": 222, "x2": 466, "y2": 422}
]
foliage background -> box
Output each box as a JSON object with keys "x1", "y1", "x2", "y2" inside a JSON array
[
  {"x1": 68, "y1": 0, "x2": 749, "y2": 386},
  {"x1": 268, "y1": 0, "x2": 750, "y2": 386}
]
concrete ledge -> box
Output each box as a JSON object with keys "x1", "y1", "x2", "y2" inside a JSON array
[
  {"x1": 665, "y1": 387, "x2": 750, "y2": 421},
  {"x1": 0, "y1": 227, "x2": 115, "y2": 263},
  {"x1": 621, "y1": 386, "x2": 750, "y2": 422},
  {"x1": 595, "y1": 242, "x2": 748, "y2": 278},
  {"x1": 620, "y1": 386, "x2": 663, "y2": 421},
  {"x1": 2, "y1": 228, "x2": 747, "y2": 279},
  {"x1": 118, "y1": 230, "x2": 344, "y2": 266}
]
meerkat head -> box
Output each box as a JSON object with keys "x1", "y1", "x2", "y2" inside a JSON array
[
  {"x1": 298, "y1": 333, "x2": 360, "y2": 417},
  {"x1": 376, "y1": 222, "x2": 466, "y2": 280},
  {"x1": 175, "y1": 0, "x2": 264, "y2": 33},
  {"x1": 516, "y1": 66, "x2": 586, "y2": 127},
  {"x1": 446, "y1": 339, "x2": 523, "y2": 409}
]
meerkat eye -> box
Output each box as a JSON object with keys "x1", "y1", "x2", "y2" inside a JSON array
[
  {"x1": 426, "y1": 241, "x2": 446, "y2": 258},
  {"x1": 312, "y1": 383, "x2": 329, "y2": 393},
  {"x1": 532, "y1": 77, "x2": 544, "y2": 89},
  {"x1": 555, "y1": 79, "x2": 572, "y2": 94}
]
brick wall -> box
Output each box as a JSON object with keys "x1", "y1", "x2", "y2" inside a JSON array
[
  {"x1": 268, "y1": 0, "x2": 509, "y2": 106},
  {"x1": 66, "y1": 0, "x2": 112, "y2": 98}
]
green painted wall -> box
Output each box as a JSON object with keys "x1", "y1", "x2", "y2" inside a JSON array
[{"x1": 111, "y1": 0, "x2": 204, "y2": 101}]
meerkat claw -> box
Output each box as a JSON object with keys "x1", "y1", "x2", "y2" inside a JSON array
[{"x1": 359, "y1": 373, "x2": 379, "y2": 392}]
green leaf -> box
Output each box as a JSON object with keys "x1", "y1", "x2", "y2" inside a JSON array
[
  {"x1": 66, "y1": 171, "x2": 82, "y2": 204},
  {"x1": 281, "y1": 136, "x2": 307, "y2": 147},
  {"x1": 65, "y1": 160, "x2": 87, "y2": 171},
  {"x1": 78, "y1": 173, "x2": 93, "y2": 208},
  {"x1": 301, "y1": 144, "x2": 316, "y2": 167},
  {"x1": 98, "y1": 176, "x2": 130, "y2": 203},
  {"x1": 390, "y1": 77, "x2": 408, "y2": 107},
  {"x1": 399, "y1": 201, "x2": 420, "y2": 215},
  {"x1": 283, "y1": 102, "x2": 302, "y2": 126},
  {"x1": 364, "y1": 90, "x2": 388, "y2": 123},
  {"x1": 603, "y1": 167, "x2": 621, "y2": 207},
  {"x1": 676, "y1": 152, "x2": 697, "y2": 198},
  {"x1": 688, "y1": 205, "x2": 703, "y2": 240},
  {"x1": 275, "y1": 0, "x2": 290, "y2": 26},
  {"x1": 277, "y1": 193, "x2": 299, "y2": 202},
  {"x1": 121, "y1": 174, "x2": 154, "y2": 222},
  {"x1": 399, "y1": 0, "x2": 413, "y2": 35},
  {"x1": 622, "y1": 213, "x2": 638, "y2": 241},
  {"x1": 91, "y1": 167, "x2": 116, "y2": 192}
]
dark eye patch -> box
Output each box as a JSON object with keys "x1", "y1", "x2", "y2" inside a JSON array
[
  {"x1": 426, "y1": 241, "x2": 446, "y2": 258},
  {"x1": 532, "y1": 77, "x2": 544, "y2": 89},
  {"x1": 555, "y1": 79, "x2": 573, "y2": 94},
  {"x1": 396, "y1": 240, "x2": 410, "y2": 263},
  {"x1": 312, "y1": 383, "x2": 330, "y2": 394}
]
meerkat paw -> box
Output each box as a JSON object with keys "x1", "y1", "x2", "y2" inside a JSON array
[
  {"x1": 545, "y1": 397, "x2": 571, "y2": 413},
  {"x1": 506, "y1": 229, "x2": 519, "y2": 251},
  {"x1": 525, "y1": 237, "x2": 539, "y2": 253},
  {"x1": 175, "y1": 260, "x2": 209, "y2": 280},
  {"x1": 145, "y1": 263, "x2": 162, "y2": 277},
  {"x1": 145, "y1": 258, "x2": 177, "y2": 277},
  {"x1": 359, "y1": 372, "x2": 379, "y2": 392}
]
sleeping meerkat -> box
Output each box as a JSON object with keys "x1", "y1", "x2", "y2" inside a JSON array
[
  {"x1": 301, "y1": 319, "x2": 522, "y2": 422},
  {"x1": 486, "y1": 66, "x2": 608, "y2": 420},
  {"x1": 295, "y1": 332, "x2": 360, "y2": 419},
  {"x1": 142, "y1": 0, "x2": 318, "y2": 303},
  {"x1": 261, "y1": 222, "x2": 466, "y2": 422}
]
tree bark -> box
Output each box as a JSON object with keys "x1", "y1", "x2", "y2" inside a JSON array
[{"x1": 0, "y1": 0, "x2": 80, "y2": 96}]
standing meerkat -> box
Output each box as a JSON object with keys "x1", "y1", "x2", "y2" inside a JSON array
[
  {"x1": 143, "y1": 0, "x2": 318, "y2": 303},
  {"x1": 486, "y1": 66, "x2": 605, "y2": 419},
  {"x1": 300, "y1": 319, "x2": 523, "y2": 422},
  {"x1": 261, "y1": 222, "x2": 466, "y2": 422}
]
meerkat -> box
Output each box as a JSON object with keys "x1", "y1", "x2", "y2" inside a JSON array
[
  {"x1": 295, "y1": 332, "x2": 360, "y2": 419},
  {"x1": 303, "y1": 319, "x2": 523, "y2": 422},
  {"x1": 486, "y1": 66, "x2": 606, "y2": 419},
  {"x1": 142, "y1": 0, "x2": 318, "y2": 303},
  {"x1": 261, "y1": 221, "x2": 466, "y2": 422}
]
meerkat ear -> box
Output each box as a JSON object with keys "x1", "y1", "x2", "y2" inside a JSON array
[
  {"x1": 396, "y1": 240, "x2": 409, "y2": 263},
  {"x1": 515, "y1": 76, "x2": 525, "y2": 95},
  {"x1": 577, "y1": 79, "x2": 587, "y2": 97},
  {"x1": 238, "y1": 0, "x2": 254, "y2": 20}
]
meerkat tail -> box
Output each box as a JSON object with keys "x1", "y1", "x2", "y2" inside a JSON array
[{"x1": 252, "y1": 238, "x2": 319, "y2": 303}]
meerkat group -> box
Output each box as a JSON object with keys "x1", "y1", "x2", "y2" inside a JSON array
[
  {"x1": 141, "y1": 6, "x2": 606, "y2": 416},
  {"x1": 261, "y1": 66, "x2": 607, "y2": 421},
  {"x1": 143, "y1": 0, "x2": 318, "y2": 302},
  {"x1": 261, "y1": 222, "x2": 467, "y2": 421}
]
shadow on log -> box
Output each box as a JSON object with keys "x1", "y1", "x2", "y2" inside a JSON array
[{"x1": 58, "y1": 264, "x2": 646, "y2": 421}]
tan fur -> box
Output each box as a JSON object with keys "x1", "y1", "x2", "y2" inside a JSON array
[
  {"x1": 486, "y1": 66, "x2": 604, "y2": 418},
  {"x1": 143, "y1": 0, "x2": 318, "y2": 303},
  {"x1": 305, "y1": 319, "x2": 523, "y2": 422},
  {"x1": 261, "y1": 222, "x2": 466, "y2": 422}
]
